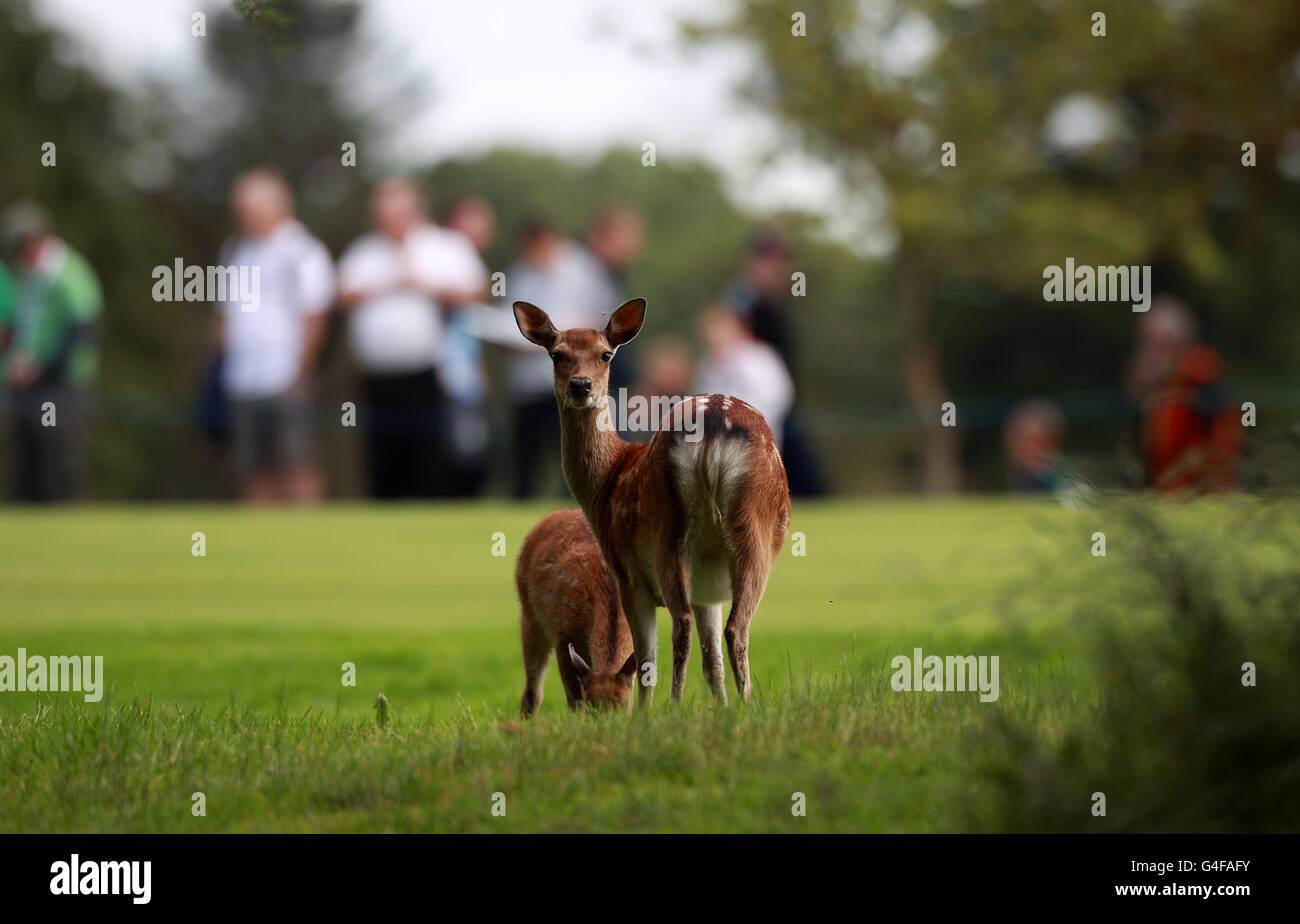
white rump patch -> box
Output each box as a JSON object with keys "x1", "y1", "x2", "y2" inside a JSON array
[
  {"x1": 669, "y1": 438, "x2": 750, "y2": 605},
  {"x1": 670, "y1": 438, "x2": 751, "y2": 524}
]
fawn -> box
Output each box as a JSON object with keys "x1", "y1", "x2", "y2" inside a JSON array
[
  {"x1": 518, "y1": 508, "x2": 636, "y2": 715},
  {"x1": 512, "y1": 297, "x2": 790, "y2": 707}
]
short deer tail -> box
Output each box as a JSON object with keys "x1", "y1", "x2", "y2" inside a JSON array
[{"x1": 697, "y1": 441, "x2": 726, "y2": 526}]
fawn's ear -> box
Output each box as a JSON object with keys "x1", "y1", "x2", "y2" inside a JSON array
[
  {"x1": 567, "y1": 643, "x2": 592, "y2": 679},
  {"x1": 618, "y1": 653, "x2": 637, "y2": 678},
  {"x1": 604, "y1": 298, "x2": 647, "y2": 349},
  {"x1": 513, "y1": 301, "x2": 559, "y2": 350}
]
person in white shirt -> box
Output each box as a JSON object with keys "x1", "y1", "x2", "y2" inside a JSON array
[
  {"x1": 338, "y1": 179, "x2": 487, "y2": 498},
  {"x1": 694, "y1": 305, "x2": 793, "y2": 446},
  {"x1": 217, "y1": 169, "x2": 334, "y2": 504}
]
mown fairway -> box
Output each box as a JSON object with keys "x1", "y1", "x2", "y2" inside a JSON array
[{"x1": 0, "y1": 498, "x2": 1259, "y2": 832}]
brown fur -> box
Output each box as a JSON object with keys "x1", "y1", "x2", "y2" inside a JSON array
[
  {"x1": 513, "y1": 298, "x2": 791, "y2": 707},
  {"x1": 517, "y1": 509, "x2": 636, "y2": 715}
]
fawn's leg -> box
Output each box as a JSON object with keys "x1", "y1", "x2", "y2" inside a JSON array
[
  {"x1": 554, "y1": 642, "x2": 584, "y2": 709},
  {"x1": 519, "y1": 605, "x2": 550, "y2": 716},
  {"x1": 692, "y1": 603, "x2": 728, "y2": 704}
]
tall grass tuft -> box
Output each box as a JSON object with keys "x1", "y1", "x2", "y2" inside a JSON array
[{"x1": 976, "y1": 500, "x2": 1300, "y2": 832}]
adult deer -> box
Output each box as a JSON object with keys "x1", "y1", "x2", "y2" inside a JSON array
[{"x1": 512, "y1": 297, "x2": 790, "y2": 706}]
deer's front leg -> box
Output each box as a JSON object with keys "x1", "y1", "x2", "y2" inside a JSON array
[
  {"x1": 669, "y1": 611, "x2": 692, "y2": 701},
  {"x1": 621, "y1": 581, "x2": 658, "y2": 708}
]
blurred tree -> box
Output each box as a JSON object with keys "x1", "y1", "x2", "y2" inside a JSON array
[
  {"x1": 695, "y1": 0, "x2": 1300, "y2": 492},
  {"x1": 172, "y1": 0, "x2": 422, "y2": 253},
  {"x1": 0, "y1": 0, "x2": 421, "y2": 498},
  {"x1": 0, "y1": 0, "x2": 196, "y2": 497}
]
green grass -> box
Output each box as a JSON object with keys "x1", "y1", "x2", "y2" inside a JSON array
[{"x1": 0, "y1": 498, "x2": 1255, "y2": 832}]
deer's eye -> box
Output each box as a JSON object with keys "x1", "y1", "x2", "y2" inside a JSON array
[{"x1": 601, "y1": 351, "x2": 614, "y2": 364}]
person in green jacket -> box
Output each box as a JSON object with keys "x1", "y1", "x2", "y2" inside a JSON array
[{"x1": 1, "y1": 202, "x2": 102, "y2": 502}]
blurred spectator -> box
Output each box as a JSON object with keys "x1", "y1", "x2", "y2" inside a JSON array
[
  {"x1": 0, "y1": 202, "x2": 102, "y2": 503},
  {"x1": 723, "y1": 228, "x2": 826, "y2": 495},
  {"x1": 582, "y1": 205, "x2": 645, "y2": 395},
  {"x1": 636, "y1": 334, "x2": 693, "y2": 399},
  {"x1": 217, "y1": 169, "x2": 334, "y2": 504},
  {"x1": 1003, "y1": 398, "x2": 1066, "y2": 493},
  {"x1": 339, "y1": 179, "x2": 488, "y2": 499},
  {"x1": 500, "y1": 219, "x2": 610, "y2": 497},
  {"x1": 625, "y1": 334, "x2": 693, "y2": 444},
  {"x1": 0, "y1": 259, "x2": 13, "y2": 349},
  {"x1": 438, "y1": 195, "x2": 497, "y2": 496},
  {"x1": 695, "y1": 305, "x2": 793, "y2": 441},
  {"x1": 444, "y1": 196, "x2": 496, "y2": 252},
  {"x1": 1125, "y1": 297, "x2": 1239, "y2": 493}
]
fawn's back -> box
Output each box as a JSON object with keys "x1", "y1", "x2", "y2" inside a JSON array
[{"x1": 516, "y1": 509, "x2": 635, "y2": 713}]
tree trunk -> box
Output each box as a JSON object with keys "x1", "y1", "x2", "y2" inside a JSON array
[{"x1": 899, "y1": 258, "x2": 962, "y2": 494}]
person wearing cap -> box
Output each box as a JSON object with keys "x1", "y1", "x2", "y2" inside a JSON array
[
  {"x1": 0, "y1": 202, "x2": 103, "y2": 503},
  {"x1": 0, "y1": 261, "x2": 14, "y2": 349}
]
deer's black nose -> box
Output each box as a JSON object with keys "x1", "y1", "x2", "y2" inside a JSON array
[{"x1": 568, "y1": 376, "x2": 593, "y2": 397}]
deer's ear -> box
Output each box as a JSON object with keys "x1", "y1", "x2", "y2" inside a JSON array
[
  {"x1": 618, "y1": 653, "x2": 637, "y2": 678},
  {"x1": 513, "y1": 301, "x2": 558, "y2": 350},
  {"x1": 604, "y1": 298, "x2": 647, "y2": 349},
  {"x1": 567, "y1": 643, "x2": 592, "y2": 679}
]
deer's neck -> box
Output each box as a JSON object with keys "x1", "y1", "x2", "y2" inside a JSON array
[{"x1": 560, "y1": 402, "x2": 628, "y2": 521}]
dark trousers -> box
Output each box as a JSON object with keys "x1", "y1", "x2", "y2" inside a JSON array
[
  {"x1": 782, "y1": 408, "x2": 827, "y2": 497},
  {"x1": 362, "y1": 369, "x2": 451, "y2": 500},
  {"x1": 9, "y1": 386, "x2": 85, "y2": 503},
  {"x1": 511, "y1": 394, "x2": 561, "y2": 499}
]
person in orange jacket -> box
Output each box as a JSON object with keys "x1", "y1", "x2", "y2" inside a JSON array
[{"x1": 1128, "y1": 298, "x2": 1239, "y2": 493}]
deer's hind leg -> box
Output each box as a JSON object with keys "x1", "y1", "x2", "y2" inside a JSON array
[
  {"x1": 693, "y1": 602, "x2": 728, "y2": 704},
  {"x1": 659, "y1": 561, "x2": 694, "y2": 702},
  {"x1": 724, "y1": 533, "x2": 774, "y2": 703}
]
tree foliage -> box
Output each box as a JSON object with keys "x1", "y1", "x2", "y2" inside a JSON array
[{"x1": 697, "y1": 0, "x2": 1300, "y2": 489}]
